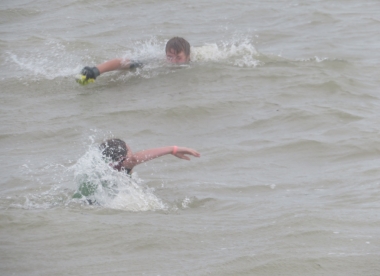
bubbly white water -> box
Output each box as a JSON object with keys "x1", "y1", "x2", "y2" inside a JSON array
[{"x1": 71, "y1": 143, "x2": 167, "y2": 211}]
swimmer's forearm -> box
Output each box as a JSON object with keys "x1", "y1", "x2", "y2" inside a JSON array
[
  {"x1": 96, "y1": 58, "x2": 132, "y2": 74},
  {"x1": 127, "y1": 146, "x2": 200, "y2": 168},
  {"x1": 131, "y1": 147, "x2": 175, "y2": 166}
]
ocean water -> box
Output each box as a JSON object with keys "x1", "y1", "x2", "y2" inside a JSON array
[{"x1": 1, "y1": 0, "x2": 380, "y2": 275}]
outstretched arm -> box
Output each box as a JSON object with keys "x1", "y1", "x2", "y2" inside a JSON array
[
  {"x1": 96, "y1": 58, "x2": 132, "y2": 74},
  {"x1": 77, "y1": 58, "x2": 142, "y2": 85},
  {"x1": 124, "y1": 146, "x2": 200, "y2": 169}
]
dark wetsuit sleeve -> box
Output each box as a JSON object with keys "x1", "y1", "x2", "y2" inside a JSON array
[{"x1": 129, "y1": 60, "x2": 143, "y2": 69}]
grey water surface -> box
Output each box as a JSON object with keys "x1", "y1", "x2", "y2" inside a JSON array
[{"x1": 1, "y1": 0, "x2": 380, "y2": 275}]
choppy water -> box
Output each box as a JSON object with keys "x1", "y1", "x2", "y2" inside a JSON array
[{"x1": 1, "y1": 0, "x2": 380, "y2": 275}]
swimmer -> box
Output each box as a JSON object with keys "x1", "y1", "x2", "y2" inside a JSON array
[
  {"x1": 100, "y1": 138, "x2": 200, "y2": 175},
  {"x1": 77, "y1": 37, "x2": 191, "y2": 85},
  {"x1": 73, "y1": 138, "x2": 200, "y2": 203}
]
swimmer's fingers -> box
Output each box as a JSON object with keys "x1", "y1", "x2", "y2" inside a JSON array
[
  {"x1": 173, "y1": 148, "x2": 201, "y2": 160},
  {"x1": 76, "y1": 66, "x2": 100, "y2": 85},
  {"x1": 173, "y1": 153, "x2": 191, "y2": 160},
  {"x1": 75, "y1": 74, "x2": 95, "y2": 85}
]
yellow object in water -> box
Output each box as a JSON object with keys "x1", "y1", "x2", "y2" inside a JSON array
[{"x1": 75, "y1": 74, "x2": 95, "y2": 85}]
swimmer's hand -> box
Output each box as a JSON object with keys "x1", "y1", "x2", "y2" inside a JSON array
[
  {"x1": 172, "y1": 147, "x2": 201, "y2": 160},
  {"x1": 75, "y1": 66, "x2": 100, "y2": 85}
]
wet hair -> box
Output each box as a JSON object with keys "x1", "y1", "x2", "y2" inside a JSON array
[
  {"x1": 165, "y1": 37, "x2": 190, "y2": 57},
  {"x1": 99, "y1": 138, "x2": 127, "y2": 162}
]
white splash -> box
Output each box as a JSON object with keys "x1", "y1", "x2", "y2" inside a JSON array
[
  {"x1": 71, "y1": 144, "x2": 167, "y2": 212},
  {"x1": 122, "y1": 37, "x2": 166, "y2": 61},
  {"x1": 6, "y1": 40, "x2": 81, "y2": 80},
  {"x1": 6, "y1": 35, "x2": 262, "y2": 82},
  {"x1": 191, "y1": 37, "x2": 261, "y2": 67}
]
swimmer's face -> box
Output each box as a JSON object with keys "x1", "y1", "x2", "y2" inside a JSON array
[{"x1": 166, "y1": 49, "x2": 190, "y2": 64}]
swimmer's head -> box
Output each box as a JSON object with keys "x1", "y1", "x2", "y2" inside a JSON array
[
  {"x1": 165, "y1": 37, "x2": 190, "y2": 64},
  {"x1": 100, "y1": 138, "x2": 128, "y2": 171}
]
